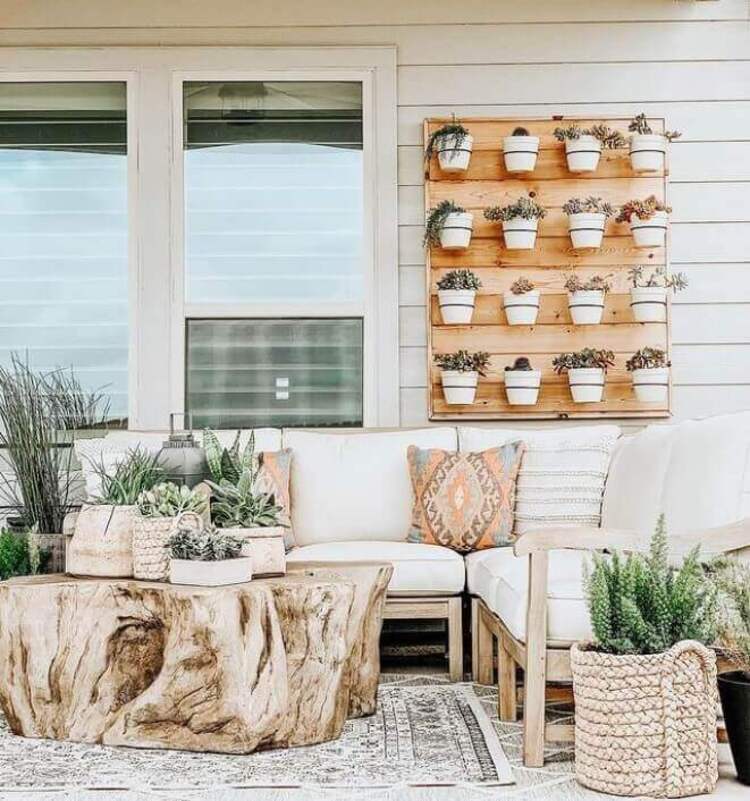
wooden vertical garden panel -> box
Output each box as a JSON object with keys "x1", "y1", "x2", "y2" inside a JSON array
[{"x1": 425, "y1": 117, "x2": 671, "y2": 420}]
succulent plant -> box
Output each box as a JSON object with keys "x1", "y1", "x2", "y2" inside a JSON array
[
  {"x1": 91, "y1": 446, "x2": 165, "y2": 506},
  {"x1": 563, "y1": 273, "x2": 613, "y2": 293},
  {"x1": 563, "y1": 196, "x2": 615, "y2": 217},
  {"x1": 208, "y1": 468, "x2": 284, "y2": 529},
  {"x1": 203, "y1": 429, "x2": 258, "y2": 486},
  {"x1": 424, "y1": 200, "x2": 467, "y2": 247},
  {"x1": 628, "y1": 265, "x2": 688, "y2": 292},
  {"x1": 167, "y1": 523, "x2": 244, "y2": 562},
  {"x1": 626, "y1": 347, "x2": 669, "y2": 371},
  {"x1": 484, "y1": 195, "x2": 546, "y2": 222},
  {"x1": 616, "y1": 195, "x2": 672, "y2": 223},
  {"x1": 137, "y1": 482, "x2": 208, "y2": 518},
  {"x1": 505, "y1": 357, "x2": 533, "y2": 372},
  {"x1": 434, "y1": 350, "x2": 490, "y2": 375},
  {"x1": 509, "y1": 277, "x2": 536, "y2": 295},
  {"x1": 552, "y1": 348, "x2": 615, "y2": 373},
  {"x1": 553, "y1": 124, "x2": 626, "y2": 149},
  {"x1": 511, "y1": 126, "x2": 530, "y2": 136},
  {"x1": 628, "y1": 113, "x2": 681, "y2": 142},
  {"x1": 424, "y1": 119, "x2": 471, "y2": 162},
  {"x1": 436, "y1": 269, "x2": 481, "y2": 291}
]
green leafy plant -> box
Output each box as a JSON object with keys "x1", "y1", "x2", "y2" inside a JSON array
[
  {"x1": 505, "y1": 357, "x2": 533, "y2": 372},
  {"x1": 167, "y1": 524, "x2": 244, "y2": 562},
  {"x1": 616, "y1": 195, "x2": 672, "y2": 224},
  {"x1": 424, "y1": 119, "x2": 471, "y2": 162},
  {"x1": 628, "y1": 265, "x2": 688, "y2": 292},
  {"x1": 552, "y1": 348, "x2": 615, "y2": 373},
  {"x1": 434, "y1": 350, "x2": 490, "y2": 375},
  {"x1": 90, "y1": 447, "x2": 165, "y2": 506},
  {"x1": 424, "y1": 200, "x2": 466, "y2": 247},
  {"x1": 553, "y1": 124, "x2": 626, "y2": 149},
  {"x1": 484, "y1": 195, "x2": 546, "y2": 222},
  {"x1": 203, "y1": 429, "x2": 258, "y2": 486},
  {"x1": 628, "y1": 113, "x2": 681, "y2": 142},
  {"x1": 0, "y1": 527, "x2": 48, "y2": 580},
  {"x1": 714, "y1": 560, "x2": 750, "y2": 676},
  {"x1": 208, "y1": 469, "x2": 284, "y2": 529},
  {"x1": 437, "y1": 269, "x2": 481, "y2": 291},
  {"x1": 562, "y1": 196, "x2": 615, "y2": 217},
  {"x1": 626, "y1": 347, "x2": 669, "y2": 371},
  {"x1": 509, "y1": 277, "x2": 535, "y2": 295},
  {"x1": 137, "y1": 482, "x2": 208, "y2": 518},
  {"x1": 583, "y1": 516, "x2": 718, "y2": 655},
  {"x1": 563, "y1": 273, "x2": 613, "y2": 293}
]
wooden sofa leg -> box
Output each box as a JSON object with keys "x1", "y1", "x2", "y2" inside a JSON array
[
  {"x1": 522, "y1": 551, "x2": 549, "y2": 767},
  {"x1": 447, "y1": 596, "x2": 463, "y2": 682},
  {"x1": 471, "y1": 598, "x2": 494, "y2": 685},
  {"x1": 498, "y1": 636, "x2": 517, "y2": 721}
]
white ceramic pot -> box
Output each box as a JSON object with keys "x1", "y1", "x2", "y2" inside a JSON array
[
  {"x1": 504, "y1": 369, "x2": 541, "y2": 405},
  {"x1": 564, "y1": 135, "x2": 602, "y2": 173},
  {"x1": 502, "y1": 135, "x2": 540, "y2": 173},
  {"x1": 440, "y1": 370, "x2": 478, "y2": 405},
  {"x1": 436, "y1": 133, "x2": 474, "y2": 173},
  {"x1": 66, "y1": 504, "x2": 136, "y2": 577},
  {"x1": 503, "y1": 290, "x2": 540, "y2": 325},
  {"x1": 568, "y1": 212, "x2": 607, "y2": 249},
  {"x1": 568, "y1": 290, "x2": 606, "y2": 325},
  {"x1": 630, "y1": 285, "x2": 668, "y2": 322},
  {"x1": 568, "y1": 367, "x2": 606, "y2": 403},
  {"x1": 629, "y1": 210, "x2": 668, "y2": 248},
  {"x1": 169, "y1": 556, "x2": 252, "y2": 587},
  {"x1": 438, "y1": 212, "x2": 474, "y2": 250},
  {"x1": 502, "y1": 217, "x2": 539, "y2": 250},
  {"x1": 629, "y1": 133, "x2": 667, "y2": 173},
  {"x1": 438, "y1": 289, "x2": 476, "y2": 324},
  {"x1": 631, "y1": 366, "x2": 669, "y2": 403},
  {"x1": 233, "y1": 526, "x2": 287, "y2": 577}
]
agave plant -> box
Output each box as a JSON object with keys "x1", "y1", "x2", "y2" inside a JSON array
[
  {"x1": 91, "y1": 446, "x2": 165, "y2": 506},
  {"x1": 137, "y1": 482, "x2": 208, "y2": 518},
  {"x1": 208, "y1": 468, "x2": 284, "y2": 529}
]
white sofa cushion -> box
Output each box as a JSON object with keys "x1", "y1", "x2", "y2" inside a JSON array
[
  {"x1": 283, "y1": 428, "x2": 457, "y2": 546},
  {"x1": 466, "y1": 547, "x2": 593, "y2": 644},
  {"x1": 287, "y1": 541, "x2": 465, "y2": 595},
  {"x1": 459, "y1": 425, "x2": 620, "y2": 535}
]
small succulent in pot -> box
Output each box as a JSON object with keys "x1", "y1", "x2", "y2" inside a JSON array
[
  {"x1": 424, "y1": 200, "x2": 473, "y2": 250},
  {"x1": 504, "y1": 277, "x2": 540, "y2": 326},
  {"x1": 434, "y1": 350, "x2": 490, "y2": 405},
  {"x1": 563, "y1": 196, "x2": 615, "y2": 250},
  {"x1": 628, "y1": 113, "x2": 681, "y2": 173},
  {"x1": 484, "y1": 195, "x2": 546, "y2": 250},
  {"x1": 563, "y1": 273, "x2": 613, "y2": 325},
  {"x1": 436, "y1": 269, "x2": 482, "y2": 325},
  {"x1": 167, "y1": 521, "x2": 251, "y2": 587},
  {"x1": 616, "y1": 195, "x2": 672, "y2": 248},
  {"x1": 626, "y1": 347, "x2": 670, "y2": 403},
  {"x1": 553, "y1": 348, "x2": 615, "y2": 403},
  {"x1": 554, "y1": 123, "x2": 626, "y2": 173},
  {"x1": 424, "y1": 118, "x2": 473, "y2": 172},
  {"x1": 502, "y1": 125, "x2": 540, "y2": 173},
  {"x1": 628, "y1": 265, "x2": 687, "y2": 323},
  {"x1": 137, "y1": 482, "x2": 208, "y2": 518},
  {"x1": 503, "y1": 357, "x2": 541, "y2": 406}
]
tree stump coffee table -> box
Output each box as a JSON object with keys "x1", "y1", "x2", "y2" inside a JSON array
[{"x1": 0, "y1": 561, "x2": 392, "y2": 754}]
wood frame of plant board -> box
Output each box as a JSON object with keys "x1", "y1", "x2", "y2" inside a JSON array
[{"x1": 424, "y1": 116, "x2": 672, "y2": 421}]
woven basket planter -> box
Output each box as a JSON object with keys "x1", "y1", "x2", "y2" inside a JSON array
[
  {"x1": 571, "y1": 640, "x2": 718, "y2": 798},
  {"x1": 132, "y1": 511, "x2": 203, "y2": 581}
]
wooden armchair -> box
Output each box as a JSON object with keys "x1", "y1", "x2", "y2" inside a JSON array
[{"x1": 472, "y1": 519, "x2": 750, "y2": 767}]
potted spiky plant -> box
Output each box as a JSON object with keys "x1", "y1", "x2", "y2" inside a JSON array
[
  {"x1": 563, "y1": 273, "x2": 612, "y2": 325},
  {"x1": 484, "y1": 195, "x2": 546, "y2": 250},
  {"x1": 626, "y1": 347, "x2": 670, "y2": 403},
  {"x1": 434, "y1": 350, "x2": 490, "y2": 405},
  {"x1": 436, "y1": 269, "x2": 481, "y2": 324},
  {"x1": 573, "y1": 518, "x2": 718, "y2": 797},
  {"x1": 503, "y1": 277, "x2": 540, "y2": 325},
  {"x1": 552, "y1": 348, "x2": 614, "y2": 403},
  {"x1": 628, "y1": 113, "x2": 681, "y2": 173},
  {"x1": 563, "y1": 196, "x2": 614, "y2": 250},
  {"x1": 502, "y1": 125, "x2": 540, "y2": 173},
  {"x1": 425, "y1": 200, "x2": 473, "y2": 250},
  {"x1": 554, "y1": 123, "x2": 626, "y2": 173},
  {"x1": 167, "y1": 521, "x2": 250, "y2": 587},
  {"x1": 503, "y1": 357, "x2": 541, "y2": 405},
  {"x1": 628, "y1": 265, "x2": 688, "y2": 322},
  {"x1": 616, "y1": 195, "x2": 671, "y2": 248},
  {"x1": 425, "y1": 118, "x2": 473, "y2": 173}
]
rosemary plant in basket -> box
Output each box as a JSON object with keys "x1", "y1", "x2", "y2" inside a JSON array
[
  {"x1": 436, "y1": 269, "x2": 481, "y2": 291},
  {"x1": 553, "y1": 123, "x2": 626, "y2": 149},
  {"x1": 552, "y1": 348, "x2": 615, "y2": 374},
  {"x1": 628, "y1": 265, "x2": 688, "y2": 292},
  {"x1": 628, "y1": 113, "x2": 681, "y2": 142},
  {"x1": 424, "y1": 200, "x2": 467, "y2": 247},
  {"x1": 424, "y1": 118, "x2": 471, "y2": 162},
  {"x1": 483, "y1": 195, "x2": 546, "y2": 223},
  {"x1": 433, "y1": 350, "x2": 490, "y2": 375},
  {"x1": 626, "y1": 347, "x2": 669, "y2": 372}
]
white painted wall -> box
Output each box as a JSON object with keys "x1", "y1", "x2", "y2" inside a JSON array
[{"x1": 2, "y1": 0, "x2": 749, "y2": 429}]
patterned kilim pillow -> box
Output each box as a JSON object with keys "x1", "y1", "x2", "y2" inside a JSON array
[
  {"x1": 257, "y1": 448, "x2": 295, "y2": 550},
  {"x1": 406, "y1": 443, "x2": 526, "y2": 552}
]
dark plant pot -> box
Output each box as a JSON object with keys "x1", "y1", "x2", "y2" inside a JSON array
[{"x1": 718, "y1": 671, "x2": 750, "y2": 785}]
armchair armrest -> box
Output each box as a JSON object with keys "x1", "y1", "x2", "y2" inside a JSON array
[{"x1": 513, "y1": 526, "x2": 643, "y2": 557}]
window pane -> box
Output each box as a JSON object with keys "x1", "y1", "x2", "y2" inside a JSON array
[
  {"x1": 0, "y1": 82, "x2": 128, "y2": 422},
  {"x1": 183, "y1": 81, "x2": 363, "y2": 304},
  {"x1": 185, "y1": 318, "x2": 363, "y2": 428}
]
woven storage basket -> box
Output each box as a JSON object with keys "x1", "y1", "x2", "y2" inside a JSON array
[
  {"x1": 132, "y1": 511, "x2": 202, "y2": 581},
  {"x1": 571, "y1": 640, "x2": 718, "y2": 798}
]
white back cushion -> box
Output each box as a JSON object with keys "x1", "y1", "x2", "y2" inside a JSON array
[{"x1": 284, "y1": 428, "x2": 457, "y2": 545}]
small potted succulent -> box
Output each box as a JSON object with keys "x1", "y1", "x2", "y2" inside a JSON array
[
  {"x1": 424, "y1": 118, "x2": 473, "y2": 173},
  {"x1": 553, "y1": 123, "x2": 626, "y2": 173},
  {"x1": 167, "y1": 521, "x2": 250, "y2": 587},
  {"x1": 628, "y1": 113, "x2": 681, "y2": 173},
  {"x1": 434, "y1": 350, "x2": 490, "y2": 405},
  {"x1": 425, "y1": 200, "x2": 473, "y2": 250},
  {"x1": 552, "y1": 347, "x2": 614, "y2": 403},
  {"x1": 628, "y1": 265, "x2": 688, "y2": 322},
  {"x1": 503, "y1": 357, "x2": 541, "y2": 406},
  {"x1": 484, "y1": 195, "x2": 546, "y2": 250},
  {"x1": 616, "y1": 195, "x2": 671, "y2": 248},
  {"x1": 626, "y1": 347, "x2": 670, "y2": 402},
  {"x1": 503, "y1": 277, "x2": 540, "y2": 325},
  {"x1": 436, "y1": 269, "x2": 481, "y2": 324},
  {"x1": 563, "y1": 273, "x2": 612, "y2": 325},
  {"x1": 501, "y1": 125, "x2": 540, "y2": 173},
  {"x1": 563, "y1": 196, "x2": 614, "y2": 249}
]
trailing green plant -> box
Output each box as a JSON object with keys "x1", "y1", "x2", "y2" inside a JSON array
[
  {"x1": 0, "y1": 527, "x2": 48, "y2": 580},
  {"x1": 511, "y1": 126, "x2": 530, "y2": 136},
  {"x1": 583, "y1": 515, "x2": 718, "y2": 655},
  {"x1": 424, "y1": 200, "x2": 467, "y2": 247},
  {"x1": 203, "y1": 429, "x2": 258, "y2": 486},
  {"x1": 424, "y1": 119, "x2": 471, "y2": 162},
  {"x1": 562, "y1": 196, "x2": 615, "y2": 217},
  {"x1": 434, "y1": 350, "x2": 490, "y2": 375},
  {"x1": 626, "y1": 347, "x2": 669, "y2": 371},
  {"x1": 552, "y1": 348, "x2": 615, "y2": 373},
  {"x1": 505, "y1": 357, "x2": 533, "y2": 372},
  {"x1": 553, "y1": 123, "x2": 626, "y2": 149},
  {"x1": 208, "y1": 468, "x2": 284, "y2": 529},
  {"x1": 628, "y1": 265, "x2": 688, "y2": 292},
  {"x1": 713, "y1": 560, "x2": 750, "y2": 677},
  {"x1": 509, "y1": 277, "x2": 536, "y2": 295},
  {"x1": 563, "y1": 273, "x2": 613, "y2": 293},
  {"x1": 137, "y1": 482, "x2": 208, "y2": 518},
  {"x1": 90, "y1": 446, "x2": 165, "y2": 506},
  {"x1": 484, "y1": 195, "x2": 546, "y2": 223},
  {"x1": 436, "y1": 269, "x2": 481, "y2": 291},
  {"x1": 167, "y1": 524, "x2": 244, "y2": 562},
  {"x1": 616, "y1": 195, "x2": 672, "y2": 224},
  {"x1": 628, "y1": 113, "x2": 681, "y2": 142}
]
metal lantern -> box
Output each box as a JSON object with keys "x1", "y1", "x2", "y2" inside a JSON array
[{"x1": 157, "y1": 413, "x2": 209, "y2": 488}]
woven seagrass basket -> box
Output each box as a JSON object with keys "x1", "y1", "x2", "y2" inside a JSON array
[
  {"x1": 571, "y1": 640, "x2": 718, "y2": 798},
  {"x1": 132, "y1": 511, "x2": 202, "y2": 581}
]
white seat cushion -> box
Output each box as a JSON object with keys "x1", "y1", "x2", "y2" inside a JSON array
[
  {"x1": 466, "y1": 547, "x2": 593, "y2": 644},
  {"x1": 287, "y1": 541, "x2": 465, "y2": 595}
]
